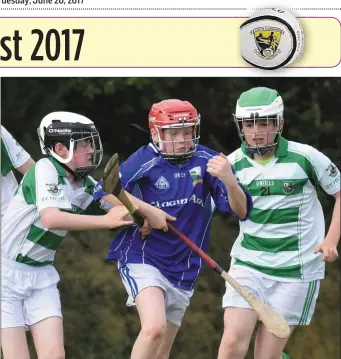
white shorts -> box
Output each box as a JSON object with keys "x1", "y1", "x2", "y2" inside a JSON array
[
  {"x1": 1, "y1": 257, "x2": 62, "y2": 329},
  {"x1": 222, "y1": 266, "x2": 320, "y2": 326},
  {"x1": 118, "y1": 262, "x2": 193, "y2": 327}
]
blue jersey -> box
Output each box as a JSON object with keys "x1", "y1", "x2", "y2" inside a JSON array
[{"x1": 95, "y1": 143, "x2": 253, "y2": 290}]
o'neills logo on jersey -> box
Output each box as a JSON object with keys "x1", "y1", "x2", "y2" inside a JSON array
[
  {"x1": 150, "y1": 194, "x2": 204, "y2": 208},
  {"x1": 255, "y1": 180, "x2": 275, "y2": 186}
]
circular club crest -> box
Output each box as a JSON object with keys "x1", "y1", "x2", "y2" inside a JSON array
[{"x1": 240, "y1": 8, "x2": 304, "y2": 70}]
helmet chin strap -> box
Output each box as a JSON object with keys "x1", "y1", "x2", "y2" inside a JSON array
[
  {"x1": 165, "y1": 154, "x2": 192, "y2": 166},
  {"x1": 57, "y1": 160, "x2": 96, "y2": 179},
  {"x1": 56, "y1": 160, "x2": 84, "y2": 179},
  {"x1": 248, "y1": 143, "x2": 277, "y2": 156}
]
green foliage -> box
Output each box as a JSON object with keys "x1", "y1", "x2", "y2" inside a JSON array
[{"x1": 2, "y1": 78, "x2": 340, "y2": 359}]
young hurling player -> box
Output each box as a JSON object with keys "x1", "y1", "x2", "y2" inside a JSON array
[
  {"x1": 1, "y1": 111, "x2": 173, "y2": 359},
  {"x1": 95, "y1": 99, "x2": 253, "y2": 359},
  {"x1": 218, "y1": 87, "x2": 340, "y2": 359}
]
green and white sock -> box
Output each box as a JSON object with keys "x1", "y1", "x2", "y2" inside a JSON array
[{"x1": 281, "y1": 353, "x2": 292, "y2": 359}]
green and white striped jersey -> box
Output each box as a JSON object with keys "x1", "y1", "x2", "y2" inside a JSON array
[
  {"x1": 228, "y1": 137, "x2": 340, "y2": 282},
  {"x1": 1, "y1": 156, "x2": 112, "y2": 266},
  {"x1": 1, "y1": 126, "x2": 31, "y2": 217}
]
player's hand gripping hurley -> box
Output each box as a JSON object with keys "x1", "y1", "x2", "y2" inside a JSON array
[
  {"x1": 102, "y1": 153, "x2": 290, "y2": 339},
  {"x1": 102, "y1": 153, "x2": 145, "y2": 227}
]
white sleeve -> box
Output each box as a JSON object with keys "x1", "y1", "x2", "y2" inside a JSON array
[
  {"x1": 34, "y1": 160, "x2": 72, "y2": 212},
  {"x1": 1, "y1": 126, "x2": 31, "y2": 168},
  {"x1": 307, "y1": 146, "x2": 340, "y2": 195}
]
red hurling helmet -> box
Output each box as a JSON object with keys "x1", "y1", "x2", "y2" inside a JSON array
[{"x1": 148, "y1": 99, "x2": 201, "y2": 161}]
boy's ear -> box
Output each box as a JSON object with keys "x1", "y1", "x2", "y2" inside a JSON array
[
  {"x1": 150, "y1": 129, "x2": 158, "y2": 142},
  {"x1": 54, "y1": 142, "x2": 68, "y2": 156},
  {"x1": 280, "y1": 118, "x2": 284, "y2": 129}
]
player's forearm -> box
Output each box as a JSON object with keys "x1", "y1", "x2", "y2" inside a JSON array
[
  {"x1": 224, "y1": 181, "x2": 247, "y2": 219},
  {"x1": 103, "y1": 193, "x2": 121, "y2": 206},
  {"x1": 324, "y1": 194, "x2": 340, "y2": 247},
  {"x1": 41, "y1": 208, "x2": 110, "y2": 231}
]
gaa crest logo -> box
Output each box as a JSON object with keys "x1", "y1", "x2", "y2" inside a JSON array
[
  {"x1": 251, "y1": 27, "x2": 283, "y2": 60},
  {"x1": 240, "y1": 8, "x2": 304, "y2": 69}
]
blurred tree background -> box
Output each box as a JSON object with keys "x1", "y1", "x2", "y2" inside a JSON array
[{"x1": 1, "y1": 78, "x2": 340, "y2": 359}]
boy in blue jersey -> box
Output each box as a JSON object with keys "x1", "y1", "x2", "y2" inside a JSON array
[{"x1": 95, "y1": 99, "x2": 253, "y2": 359}]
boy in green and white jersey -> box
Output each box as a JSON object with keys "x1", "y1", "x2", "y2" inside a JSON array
[
  {"x1": 1, "y1": 112, "x2": 174, "y2": 359},
  {"x1": 1, "y1": 125, "x2": 35, "y2": 218},
  {"x1": 218, "y1": 88, "x2": 340, "y2": 359}
]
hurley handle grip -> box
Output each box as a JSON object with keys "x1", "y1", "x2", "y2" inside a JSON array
[{"x1": 131, "y1": 210, "x2": 145, "y2": 227}]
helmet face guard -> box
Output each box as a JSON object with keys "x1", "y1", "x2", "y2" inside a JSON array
[
  {"x1": 233, "y1": 87, "x2": 284, "y2": 156},
  {"x1": 233, "y1": 114, "x2": 283, "y2": 156},
  {"x1": 152, "y1": 119, "x2": 201, "y2": 162},
  {"x1": 70, "y1": 130, "x2": 103, "y2": 178},
  {"x1": 38, "y1": 117, "x2": 103, "y2": 178},
  {"x1": 148, "y1": 99, "x2": 201, "y2": 163}
]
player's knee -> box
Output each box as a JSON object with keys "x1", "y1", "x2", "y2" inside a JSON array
[
  {"x1": 156, "y1": 352, "x2": 170, "y2": 359},
  {"x1": 39, "y1": 354, "x2": 65, "y2": 359},
  {"x1": 141, "y1": 322, "x2": 167, "y2": 342},
  {"x1": 254, "y1": 354, "x2": 283, "y2": 359},
  {"x1": 38, "y1": 347, "x2": 65, "y2": 359},
  {"x1": 220, "y1": 331, "x2": 249, "y2": 356}
]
